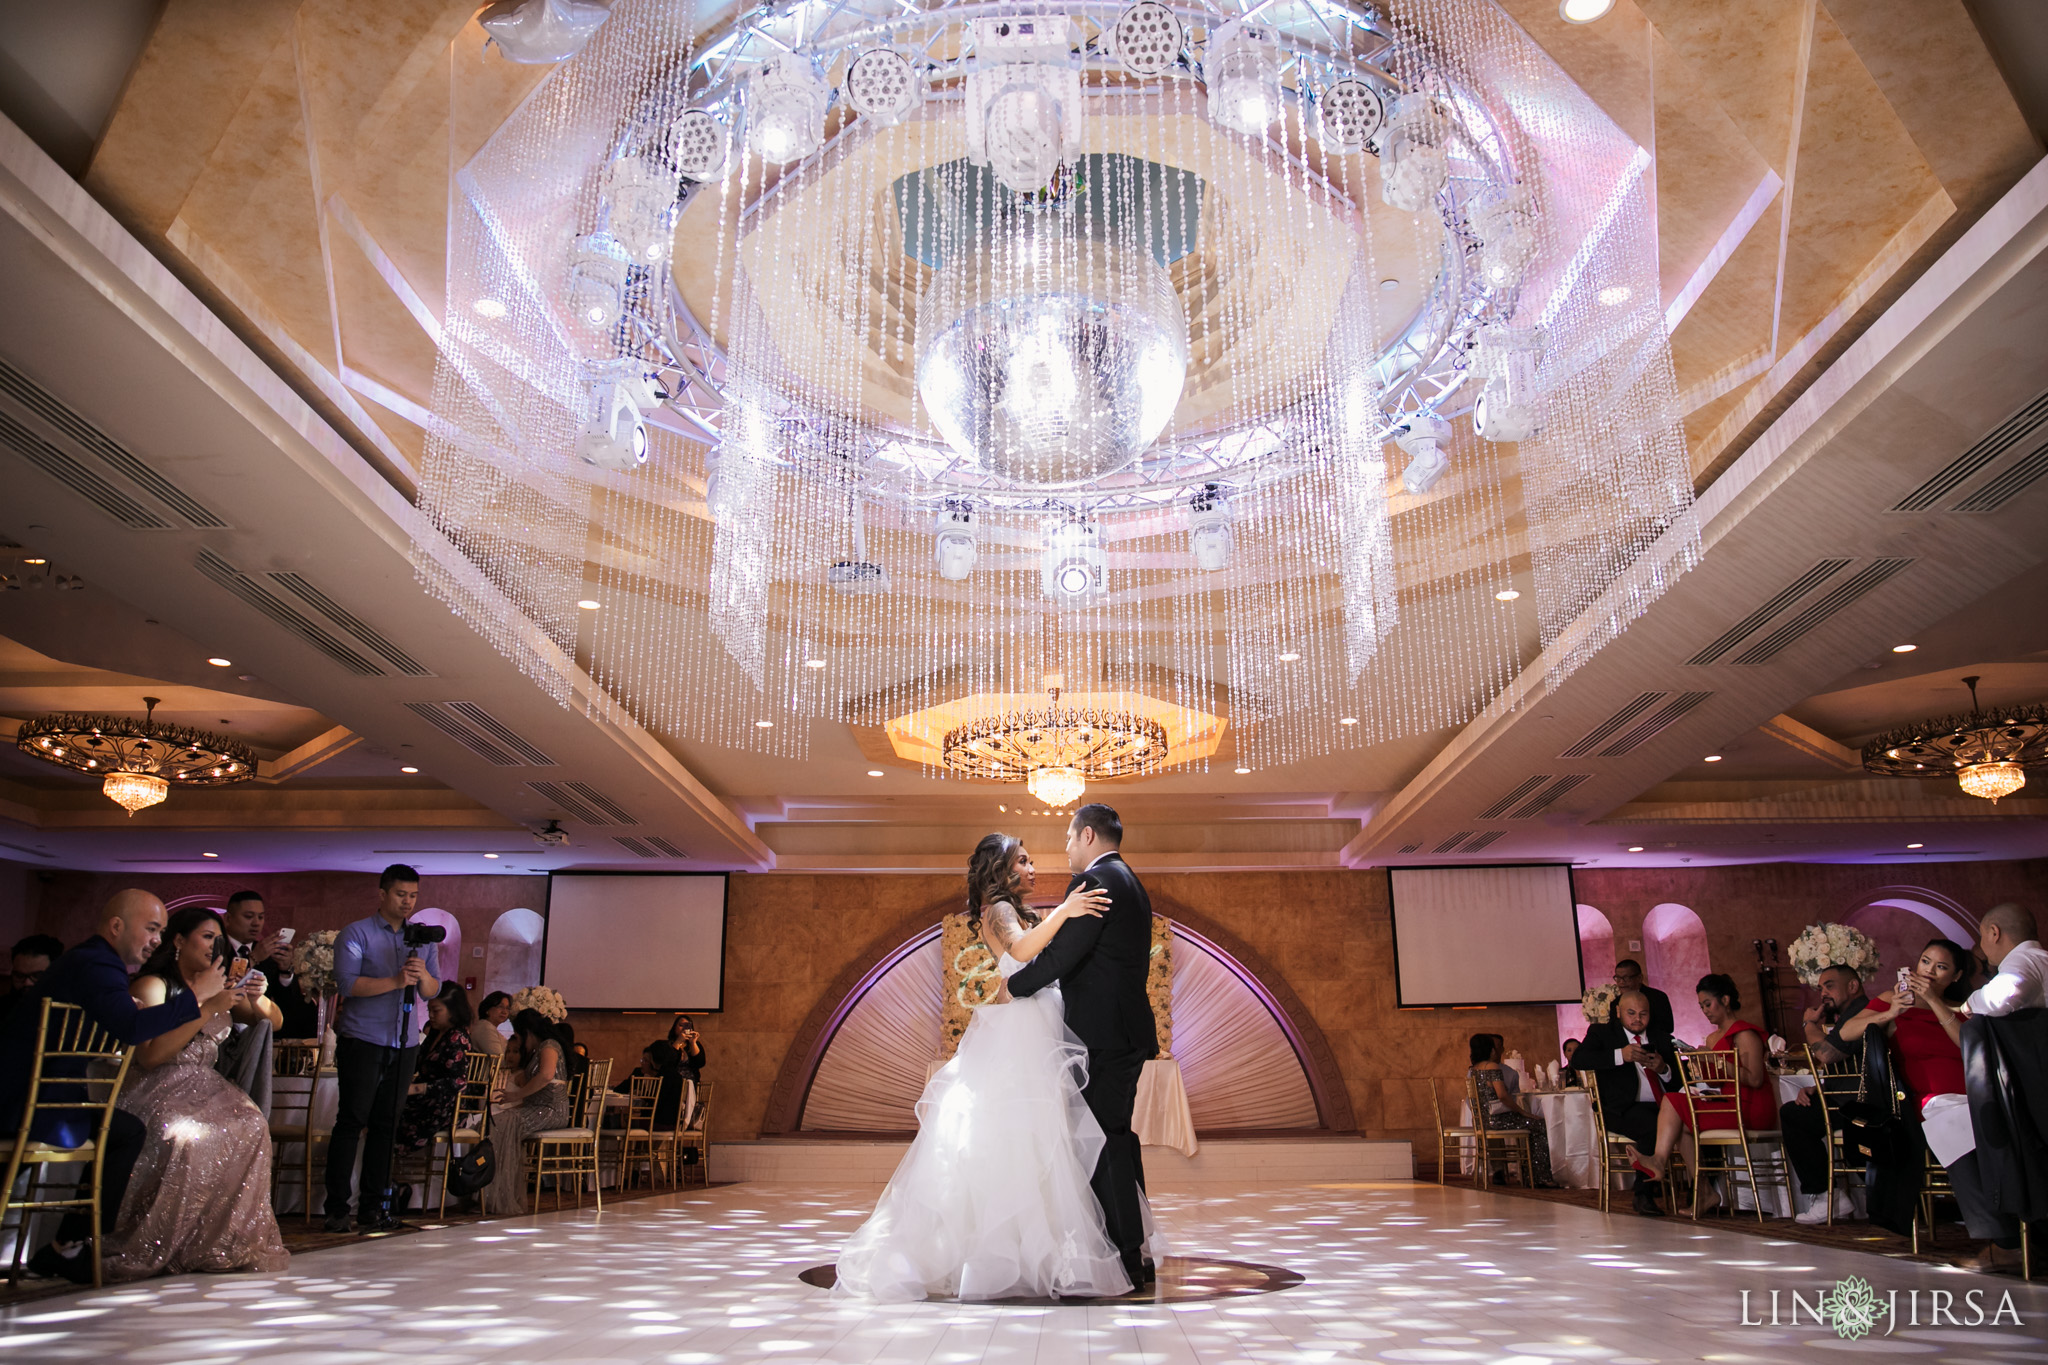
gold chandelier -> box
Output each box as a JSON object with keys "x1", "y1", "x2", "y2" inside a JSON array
[
  {"x1": 17, "y1": 696, "x2": 258, "y2": 816},
  {"x1": 1862, "y1": 675, "x2": 2046, "y2": 804},
  {"x1": 941, "y1": 691, "x2": 1168, "y2": 810}
]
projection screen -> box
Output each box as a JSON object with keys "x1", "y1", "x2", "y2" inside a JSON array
[
  {"x1": 542, "y1": 872, "x2": 728, "y2": 1011},
  {"x1": 1388, "y1": 864, "x2": 1583, "y2": 1006}
]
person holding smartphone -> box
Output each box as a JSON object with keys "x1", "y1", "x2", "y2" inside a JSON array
[{"x1": 667, "y1": 1013, "x2": 706, "y2": 1081}]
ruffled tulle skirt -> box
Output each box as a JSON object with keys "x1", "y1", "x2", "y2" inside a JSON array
[{"x1": 833, "y1": 988, "x2": 1134, "y2": 1302}]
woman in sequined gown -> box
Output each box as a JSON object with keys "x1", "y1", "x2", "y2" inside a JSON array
[
  {"x1": 108, "y1": 907, "x2": 289, "y2": 1280},
  {"x1": 479, "y1": 1009, "x2": 571, "y2": 1214}
]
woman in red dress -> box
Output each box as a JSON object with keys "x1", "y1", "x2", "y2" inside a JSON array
[{"x1": 1628, "y1": 973, "x2": 1775, "y2": 1214}]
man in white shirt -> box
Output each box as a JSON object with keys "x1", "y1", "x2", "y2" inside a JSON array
[{"x1": 1964, "y1": 904, "x2": 2046, "y2": 1018}]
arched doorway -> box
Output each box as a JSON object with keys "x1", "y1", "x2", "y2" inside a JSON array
[
  {"x1": 1643, "y1": 903, "x2": 1712, "y2": 1044},
  {"x1": 1843, "y1": 888, "x2": 1979, "y2": 997},
  {"x1": 410, "y1": 909, "x2": 462, "y2": 994},
  {"x1": 483, "y1": 908, "x2": 545, "y2": 999},
  {"x1": 1556, "y1": 904, "x2": 1613, "y2": 1059}
]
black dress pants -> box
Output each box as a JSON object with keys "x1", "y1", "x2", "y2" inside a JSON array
[
  {"x1": 54, "y1": 1108, "x2": 143, "y2": 1243},
  {"x1": 325, "y1": 1037, "x2": 417, "y2": 1219},
  {"x1": 1778, "y1": 1097, "x2": 1839, "y2": 1194},
  {"x1": 1082, "y1": 1047, "x2": 1148, "y2": 1275}
]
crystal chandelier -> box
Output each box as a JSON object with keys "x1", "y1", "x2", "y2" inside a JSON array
[
  {"x1": 415, "y1": 0, "x2": 1695, "y2": 785},
  {"x1": 1862, "y1": 676, "x2": 2048, "y2": 804},
  {"x1": 16, "y1": 696, "x2": 258, "y2": 816},
  {"x1": 942, "y1": 691, "x2": 1168, "y2": 809}
]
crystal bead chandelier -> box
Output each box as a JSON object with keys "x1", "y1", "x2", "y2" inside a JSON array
[
  {"x1": 16, "y1": 697, "x2": 258, "y2": 816},
  {"x1": 415, "y1": 0, "x2": 1696, "y2": 786},
  {"x1": 1862, "y1": 676, "x2": 2048, "y2": 804},
  {"x1": 942, "y1": 690, "x2": 1168, "y2": 809}
]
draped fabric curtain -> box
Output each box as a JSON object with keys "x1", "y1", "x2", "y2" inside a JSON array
[{"x1": 799, "y1": 939, "x2": 942, "y2": 1131}]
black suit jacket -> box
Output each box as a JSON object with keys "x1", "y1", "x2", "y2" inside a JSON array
[
  {"x1": 1639, "y1": 986, "x2": 1675, "y2": 1040},
  {"x1": 1007, "y1": 852, "x2": 1159, "y2": 1059},
  {"x1": 1568, "y1": 1019, "x2": 1678, "y2": 1121}
]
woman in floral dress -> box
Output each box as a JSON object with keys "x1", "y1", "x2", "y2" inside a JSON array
[{"x1": 396, "y1": 983, "x2": 474, "y2": 1153}]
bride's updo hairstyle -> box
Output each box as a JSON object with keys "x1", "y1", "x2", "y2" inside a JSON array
[{"x1": 965, "y1": 833, "x2": 1029, "y2": 934}]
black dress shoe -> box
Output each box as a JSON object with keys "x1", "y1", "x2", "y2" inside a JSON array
[
  {"x1": 1632, "y1": 1185, "x2": 1666, "y2": 1216},
  {"x1": 359, "y1": 1211, "x2": 404, "y2": 1233},
  {"x1": 1138, "y1": 1259, "x2": 1159, "y2": 1285},
  {"x1": 26, "y1": 1242, "x2": 93, "y2": 1284},
  {"x1": 322, "y1": 1214, "x2": 353, "y2": 1235}
]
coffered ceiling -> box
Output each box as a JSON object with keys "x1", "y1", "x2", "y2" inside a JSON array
[{"x1": 0, "y1": 0, "x2": 2042, "y2": 877}]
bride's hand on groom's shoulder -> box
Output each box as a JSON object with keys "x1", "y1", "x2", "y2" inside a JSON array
[{"x1": 1056, "y1": 886, "x2": 1111, "y2": 921}]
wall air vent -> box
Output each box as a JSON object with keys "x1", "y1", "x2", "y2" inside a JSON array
[
  {"x1": 0, "y1": 356, "x2": 226, "y2": 527},
  {"x1": 614, "y1": 836, "x2": 659, "y2": 858},
  {"x1": 528, "y1": 780, "x2": 638, "y2": 827},
  {"x1": 1685, "y1": 560, "x2": 1850, "y2": 665},
  {"x1": 1562, "y1": 691, "x2": 1715, "y2": 758},
  {"x1": 1475, "y1": 774, "x2": 1552, "y2": 822},
  {"x1": 1397, "y1": 842, "x2": 1422, "y2": 854},
  {"x1": 269, "y1": 573, "x2": 433, "y2": 676},
  {"x1": 1952, "y1": 438, "x2": 2048, "y2": 512},
  {"x1": 197, "y1": 550, "x2": 381, "y2": 675},
  {"x1": 1432, "y1": 830, "x2": 1477, "y2": 854},
  {"x1": 645, "y1": 836, "x2": 688, "y2": 858},
  {"x1": 1508, "y1": 773, "x2": 1591, "y2": 819},
  {"x1": 1727, "y1": 559, "x2": 1913, "y2": 665},
  {"x1": 1462, "y1": 830, "x2": 1507, "y2": 853},
  {"x1": 405, "y1": 701, "x2": 554, "y2": 767},
  {"x1": 1684, "y1": 557, "x2": 1913, "y2": 667},
  {"x1": 1892, "y1": 388, "x2": 2048, "y2": 512}
]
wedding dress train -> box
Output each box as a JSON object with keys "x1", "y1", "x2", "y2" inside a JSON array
[{"x1": 833, "y1": 954, "x2": 1138, "y2": 1302}]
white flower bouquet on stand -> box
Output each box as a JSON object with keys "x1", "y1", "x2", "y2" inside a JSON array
[
  {"x1": 1789, "y1": 922, "x2": 1881, "y2": 987},
  {"x1": 1581, "y1": 983, "x2": 1621, "y2": 1024},
  {"x1": 511, "y1": 984, "x2": 568, "y2": 1022}
]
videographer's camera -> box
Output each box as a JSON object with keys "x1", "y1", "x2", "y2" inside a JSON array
[{"x1": 402, "y1": 922, "x2": 447, "y2": 949}]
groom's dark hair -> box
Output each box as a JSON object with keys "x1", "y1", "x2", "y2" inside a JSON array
[{"x1": 1072, "y1": 803, "x2": 1122, "y2": 846}]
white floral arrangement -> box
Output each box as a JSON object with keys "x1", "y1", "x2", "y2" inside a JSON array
[
  {"x1": 1790, "y1": 922, "x2": 1881, "y2": 987},
  {"x1": 511, "y1": 984, "x2": 568, "y2": 1022},
  {"x1": 286, "y1": 929, "x2": 340, "y2": 998},
  {"x1": 1580, "y1": 983, "x2": 1621, "y2": 1024}
]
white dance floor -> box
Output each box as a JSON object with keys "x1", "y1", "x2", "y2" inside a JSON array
[{"x1": 6, "y1": 1181, "x2": 2046, "y2": 1362}]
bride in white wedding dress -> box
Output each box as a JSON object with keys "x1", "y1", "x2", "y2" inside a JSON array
[{"x1": 833, "y1": 833, "x2": 1141, "y2": 1302}]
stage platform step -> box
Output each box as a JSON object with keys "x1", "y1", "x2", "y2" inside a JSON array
[{"x1": 711, "y1": 1135, "x2": 1413, "y2": 1186}]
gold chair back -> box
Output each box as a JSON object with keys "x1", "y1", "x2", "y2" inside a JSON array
[
  {"x1": 1675, "y1": 1045, "x2": 1786, "y2": 1222},
  {"x1": 2, "y1": 1000, "x2": 135, "y2": 1287}
]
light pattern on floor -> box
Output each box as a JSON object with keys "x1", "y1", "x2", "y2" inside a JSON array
[{"x1": 5, "y1": 1181, "x2": 2045, "y2": 1363}]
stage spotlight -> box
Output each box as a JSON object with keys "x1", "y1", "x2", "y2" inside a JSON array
[
  {"x1": 602, "y1": 154, "x2": 680, "y2": 266},
  {"x1": 477, "y1": 0, "x2": 609, "y2": 63},
  {"x1": 670, "y1": 108, "x2": 731, "y2": 183},
  {"x1": 1041, "y1": 518, "x2": 1106, "y2": 603},
  {"x1": 578, "y1": 371, "x2": 661, "y2": 473},
  {"x1": 844, "y1": 48, "x2": 922, "y2": 125},
  {"x1": 1380, "y1": 93, "x2": 1448, "y2": 213},
  {"x1": 1392, "y1": 412, "x2": 1452, "y2": 495},
  {"x1": 1472, "y1": 183, "x2": 1537, "y2": 290},
  {"x1": 1316, "y1": 78, "x2": 1386, "y2": 154},
  {"x1": 561, "y1": 235, "x2": 630, "y2": 353},
  {"x1": 934, "y1": 501, "x2": 979, "y2": 581},
  {"x1": 1188, "y1": 484, "x2": 1232, "y2": 572},
  {"x1": 746, "y1": 54, "x2": 829, "y2": 164},
  {"x1": 1111, "y1": 2, "x2": 1184, "y2": 78},
  {"x1": 1203, "y1": 21, "x2": 1281, "y2": 137},
  {"x1": 1471, "y1": 325, "x2": 1545, "y2": 444},
  {"x1": 966, "y1": 17, "x2": 1080, "y2": 195}
]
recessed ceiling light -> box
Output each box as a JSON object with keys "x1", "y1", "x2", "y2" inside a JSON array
[
  {"x1": 1235, "y1": 766, "x2": 1252, "y2": 775},
  {"x1": 400, "y1": 765, "x2": 420, "y2": 774},
  {"x1": 1340, "y1": 716, "x2": 1359, "y2": 726},
  {"x1": 1596, "y1": 284, "x2": 1631, "y2": 306},
  {"x1": 207, "y1": 657, "x2": 232, "y2": 667},
  {"x1": 998, "y1": 804, "x2": 1007, "y2": 812},
  {"x1": 202, "y1": 851, "x2": 219, "y2": 859},
  {"x1": 1561, "y1": 0, "x2": 1616, "y2": 24},
  {"x1": 1379, "y1": 278, "x2": 1400, "y2": 292},
  {"x1": 1703, "y1": 754, "x2": 1722, "y2": 762},
  {"x1": 23, "y1": 557, "x2": 47, "y2": 565},
  {"x1": 804, "y1": 658, "x2": 828, "y2": 669},
  {"x1": 1627, "y1": 845, "x2": 1644, "y2": 853},
  {"x1": 1891, "y1": 643, "x2": 1917, "y2": 653},
  {"x1": 1494, "y1": 589, "x2": 1520, "y2": 601},
  {"x1": 1277, "y1": 651, "x2": 1302, "y2": 662},
  {"x1": 473, "y1": 297, "x2": 508, "y2": 319},
  {"x1": 867, "y1": 769, "x2": 883, "y2": 777},
  {"x1": 1907, "y1": 842, "x2": 1924, "y2": 849},
  {"x1": 484, "y1": 852, "x2": 500, "y2": 859},
  {"x1": 755, "y1": 719, "x2": 774, "y2": 728},
  {"x1": 576, "y1": 599, "x2": 601, "y2": 610}
]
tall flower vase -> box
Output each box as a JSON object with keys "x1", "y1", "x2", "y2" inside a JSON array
[{"x1": 317, "y1": 994, "x2": 338, "y2": 1067}]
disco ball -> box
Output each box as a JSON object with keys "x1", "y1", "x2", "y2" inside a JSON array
[{"x1": 914, "y1": 242, "x2": 1189, "y2": 484}]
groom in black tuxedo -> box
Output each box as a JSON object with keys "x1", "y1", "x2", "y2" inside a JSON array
[{"x1": 1007, "y1": 802, "x2": 1159, "y2": 1286}]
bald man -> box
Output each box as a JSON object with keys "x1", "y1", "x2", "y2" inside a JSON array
[
  {"x1": 1965, "y1": 903, "x2": 2045, "y2": 1017},
  {"x1": 0, "y1": 890, "x2": 237, "y2": 1282}
]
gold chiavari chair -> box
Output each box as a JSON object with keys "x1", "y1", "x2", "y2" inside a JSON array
[
  {"x1": 1466, "y1": 1072, "x2": 1532, "y2": 1190},
  {"x1": 1, "y1": 1001, "x2": 134, "y2": 1288},
  {"x1": 1582, "y1": 1070, "x2": 1660, "y2": 1214},
  {"x1": 1675, "y1": 1047, "x2": 1788, "y2": 1222},
  {"x1": 531, "y1": 1058, "x2": 611, "y2": 1212},
  {"x1": 1802, "y1": 1044, "x2": 1866, "y2": 1225},
  {"x1": 1427, "y1": 1079, "x2": 1478, "y2": 1186},
  {"x1": 429, "y1": 1050, "x2": 502, "y2": 1217},
  {"x1": 268, "y1": 1038, "x2": 329, "y2": 1224},
  {"x1": 672, "y1": 1081, "x2": 712, "y2": 1188},
  {"x1": 608, "y1": 1074, "x2": 664, "y2": 1192}
]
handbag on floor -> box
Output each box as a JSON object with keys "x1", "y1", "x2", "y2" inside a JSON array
[{"x1": 446, "y1": 1106, "x2": 498, "y2": 1197}]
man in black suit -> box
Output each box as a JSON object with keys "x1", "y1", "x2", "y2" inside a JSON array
[
  {"x1": 1612, "y1": 960, "x2": 1675, "y2": 1040},
  {"x1": 1008, "y1": 802, "x2": 1159, "y2": 1287},
  {"x1": 1568, "y1": 990, "x2": 1678, "y2": 1215},
  {"x1": 1783, "y1": 962, "x2": 1869, "y2": 1223}
]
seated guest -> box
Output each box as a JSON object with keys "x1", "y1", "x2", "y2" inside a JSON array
[
  {"x1": 108, "y1": 906, "x2": 289, "y2": 1279},
  {"x1": 1468, "y1": 1033, "x2": 1558, "y2": 1188},
  {"x1": 1837, "y1": 938, "x2": 2021, "y2": 1268},
  {"x1": 1613, "y1": 959, "x2": 1675, "y2": 1039},
  {"x1": 396, "y1": 983, "x2": 474, "y2": 1158},
  {"x1": 1568, "y1": 990, "x2": 1677, "y2": 1214},
  {"x1": 611, "y1": 1040, "x2": 689, "y2": 1132},
  {"x1": 668, "y1": 1013, "x2": 706, "y2": 1080},
  {"x1": 0, "y1": 890, "x2": 237, "y2": 1282},
  {"x1": 212, "y1": 890, "x2": 288, "y2": 1111},
  {"x1": 0, "y1": 934, "x2": 64, "y2": 1017},
  {"x1": 470, "y1": 991, "x2": 512, "y2": 1057},
  {"x1": 1629, "y1": 974, "x2": 1775, "y2": 1214},
  {"x1": 480, "y1": 1009, "x2": 572, "y2": 1214},
  {"x1": 1783, "y1": 962, "x2": 1871, "y2": 1223},
  {"x1": 1963, "y1": 903, "x2": 2046, "y2": 1017}
]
